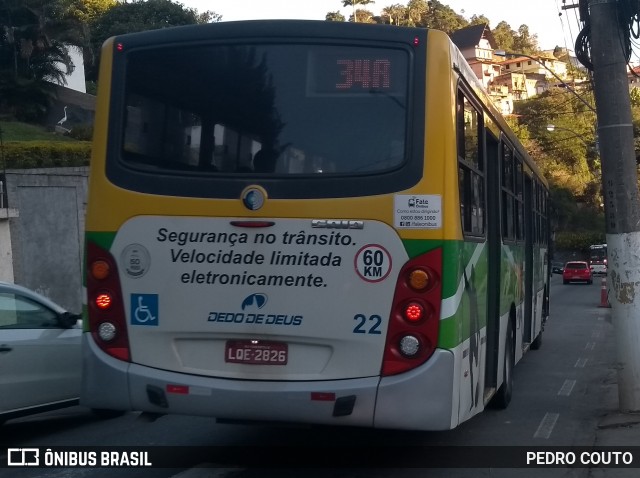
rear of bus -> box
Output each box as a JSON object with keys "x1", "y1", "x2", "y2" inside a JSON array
[{"x1": 82, "y1": 21, "x2": 459, "y2": 430}]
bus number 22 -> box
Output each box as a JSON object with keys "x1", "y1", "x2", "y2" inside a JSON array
[{"x1": 353, "y1": 314, "x2": 382, "y2": 334}]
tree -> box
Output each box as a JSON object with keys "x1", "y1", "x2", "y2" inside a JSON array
[
  {"x1": 421, "y1": 0, "x2": 467, "y2": 33},
  {"x1": 0, "y1": 0, "x2": 88, "y2": 120},
  {"x1": 469, "y1": 14, "x2": 491, "y2": 27},
  {"x1": 66, "y1": 0, "x2": 118, "y2": 23},
  {"x1": 629, "y1": 87, "x2": 640, "y2": 108},
  {"x1": 325, "y1": 11, "x2": 346, "y2": 22},
  {"x1": 342, "y1": 0, "x2": 375, "y2": 22},
  {"x1": 353, "y1": 9, "x2": 376, "y2": 23},
  {"x1": 405, "y1": 0, "x2": 427, "y2": 26},
  {"x1": 86, "y1": 0, "x2": 220, "y2": 82},
  {"x1": 380, "y1": 4, "x2": 406, "y2": 25},
  {"x1": 492, "y1": 21, "x2": 515, "y2": 51},
  {"x1": 513, "y1": 88, "x2": 601, "y2": 215},
  {"x1": 513, "y1": 24, "x2": 538, "y2": 54}
]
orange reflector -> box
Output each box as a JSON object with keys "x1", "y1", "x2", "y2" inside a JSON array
[
  {"x1": 408, "y1": 269, "x2": 430, "y2": 290},
  {"x1": 404, "y1": 303, "x2": 424, "y2": 322},
  {"x1": 166, "y1": 384, "x2": 189, "y2": 394},
  {"x1": 311, "y1": 392, "x2": 336, "y2": 401},
  {"x1": 91, "y1": 260, "x2": 110, "y2": 280},
  {"x1": 95, "y1": 293, "x2": 112, "y2": 309}
]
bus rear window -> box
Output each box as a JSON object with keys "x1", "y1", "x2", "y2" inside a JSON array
[{"x1": 121, "y1": 43, "x2": 409, "y2": 176}]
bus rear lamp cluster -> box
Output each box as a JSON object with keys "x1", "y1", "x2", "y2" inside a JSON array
[
  {"x1": 86, "y1": 241, "x2": 131, "y2": 361},
  {"x1": 381, "y1": 248, "x2": 443, "y2": 376}
]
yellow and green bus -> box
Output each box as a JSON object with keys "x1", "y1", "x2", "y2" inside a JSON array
[{"x1": 82, "y1": 20, "x2": 549, "y2": 430}]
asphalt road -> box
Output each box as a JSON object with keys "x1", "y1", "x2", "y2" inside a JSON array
[{"x1": 0, "y1": 273, "x2": 618, "y2": 478}]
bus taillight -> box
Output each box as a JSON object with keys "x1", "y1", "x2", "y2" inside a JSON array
[
  {"x1": 86, "y1": 241, "x2": 130, "y2": 362},
  {"x1": 382, "y1": 248, "x2": 442, "y2": 376},
  {"x1": 403, "y1": 302, "x2": 425, "y2": 322},
  {"x1": 95, "y1": 292, "x2": 112, "y2": 309}
]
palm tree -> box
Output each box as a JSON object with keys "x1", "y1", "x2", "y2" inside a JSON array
[
  {"x1": 0, "y1": 0, "x2": 88, "y2": 120},
  {"x1": 381, "y1": 4, "x2": 406, "y2": 25},
  {"x1": 342, "y1": 0, "x2": 375, "y2": 23}
]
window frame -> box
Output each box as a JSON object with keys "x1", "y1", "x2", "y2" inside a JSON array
[{"x1": 456, "y1": 88, "x2": 486, "y2": 239}]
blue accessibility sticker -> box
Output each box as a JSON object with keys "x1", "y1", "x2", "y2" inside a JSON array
[{"x1": 131, "y1": 294, "x2": 158, "y2": 326}]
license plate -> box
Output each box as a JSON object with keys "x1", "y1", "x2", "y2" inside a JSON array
[{"x1": 225, "y1": 340, "x2": 288, "y2": 365}]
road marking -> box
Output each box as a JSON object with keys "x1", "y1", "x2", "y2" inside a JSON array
[
  {"x1": 558, "y1": 379, "x2": 576, "y2": 396},
  {"x1": 585, "y1": 342, "x2": 596, "y2": 351},
  {"x1": 575, "y1": 358, "x2": 588, "y2": 368},
  {"x1": 534, "y1": 412, "x2": 560, "y2": 439},
  {"x1": 592, "y1": 330, "x2": 602, "y2": 339}
]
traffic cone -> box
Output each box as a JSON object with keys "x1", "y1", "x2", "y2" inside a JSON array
[{"x1": 598, "y1": 277, "x2": 611, "y2": 308}]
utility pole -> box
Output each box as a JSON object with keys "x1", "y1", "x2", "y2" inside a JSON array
[{"x1": 588, "y1": 0, "x2": 640, "y2": 412}]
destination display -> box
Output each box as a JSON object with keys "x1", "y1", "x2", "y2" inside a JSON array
[{"x1": 307, "y1": 48, "x2": 407, "y2": 96}]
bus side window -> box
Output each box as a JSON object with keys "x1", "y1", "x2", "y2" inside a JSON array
[
  {"x1": 514, "y1": 156, "x2": 524, "y2": 241},
  {"x1": 457, "y1": 91, "x2": 485, "y2": 237},
  {"x1": 501, "y1": 142, "x2": 516, "y2": 241}
]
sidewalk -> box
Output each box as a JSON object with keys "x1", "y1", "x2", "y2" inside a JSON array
[{"x1": 590, "y1": 307, "x2": 640, "y2": 477}]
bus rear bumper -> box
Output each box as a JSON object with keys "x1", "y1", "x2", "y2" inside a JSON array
[
  {"x1": 128, "y1": 364, "x2": 380, "y2": 428},
  {"x1": 81, "y1": 334, "x2": 456, "y2": 430},
  {"x1": 375, "y1": 349, "x2": 455, "y2": 430}
]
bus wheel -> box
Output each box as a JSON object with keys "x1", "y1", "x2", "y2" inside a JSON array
[{"x1": 492, "y1": 319, "x2": 514, "y2": 409}]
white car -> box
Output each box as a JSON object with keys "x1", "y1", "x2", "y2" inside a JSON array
[
  {"x1": 0, "y1": 281, "x2": 82, "y2": 424},
  {"x1": 590, "y1": 263, "x2": 607, "y2": 276}
]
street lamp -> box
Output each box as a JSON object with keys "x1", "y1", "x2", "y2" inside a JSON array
[{"x1": 494, "y1": 50, "x2": 596, "y2": 114}]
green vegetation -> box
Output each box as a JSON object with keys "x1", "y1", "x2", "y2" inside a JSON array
[
  {"x1": 0, "y1": 121, "x2": 90, "y2": 168},
  {"x1": 0, "y1": 0, "x2": 88, "y2": 121},
  {"x1": 329, "y1": 0, "x2": 539, "y2": 52},
  {"x1": 0, "y1": 121, "x2": 76, "y2": 142},
  {"x1": 1, "y1": 141, "x2": 91, "y2": 168},
  {"x1": 508, "y1": 87, "x2": 609, "y2": 252}
]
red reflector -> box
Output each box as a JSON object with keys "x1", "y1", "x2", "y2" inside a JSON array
[
  {"x1": 95, "y1": 293, "x2": 112, "y2": 309},
  {"x1": 166, "y1": 384, "x2": 189, "y2": 395},
  {"x1": 106, "y1": 347, "x2": 130, "y2": 362},
  {"x1": 311, "y1": 392, "x2": 336, "y2": 401},
  {"x1": 413, "y1": 36, "x2": 420, "y2": 46},
  {"x1": 116, "y1": 43, "x2": 124, "y2": 51}
]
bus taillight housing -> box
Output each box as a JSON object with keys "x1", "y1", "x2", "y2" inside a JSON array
[
  {"x1": 86, "y1": 241, "x2": 130, "y2": 361},
  {"x1": 382, "y1": 248, "x2": 442, "y2": 376}
]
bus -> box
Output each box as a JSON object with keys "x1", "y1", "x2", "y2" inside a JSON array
[
  {"x1": 588, "y1": 243, "x2": 607, "y2": 275},
  {"x1": 82, "y1": 20, "x2": 550, "y2": 431}
]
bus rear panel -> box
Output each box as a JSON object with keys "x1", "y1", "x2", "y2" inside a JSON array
[{"x1": 82, "y1": 21, "x2": 545, "y2": 430}]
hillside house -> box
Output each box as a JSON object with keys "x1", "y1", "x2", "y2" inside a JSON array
[{"x1": 450, "y1": 24, "x2": 501, "y2": 89}]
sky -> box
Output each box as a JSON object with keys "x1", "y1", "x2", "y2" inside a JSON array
[{"x1": 181, "y1": 0, "x2": 584, "y2": 51}]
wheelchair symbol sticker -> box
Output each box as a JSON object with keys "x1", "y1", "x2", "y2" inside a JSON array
[{"x1": 131, "y1": 294, "x2": 158, "y2": 326}]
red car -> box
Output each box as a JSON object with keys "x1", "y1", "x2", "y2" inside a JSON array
[{"x1": 563, "y1": 261, "x2": 593, "y2": 284}]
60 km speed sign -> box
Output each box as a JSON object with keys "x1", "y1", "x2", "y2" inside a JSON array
[{"x1": 354, "y1": 244, "x2": 392, "y2": 283}]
